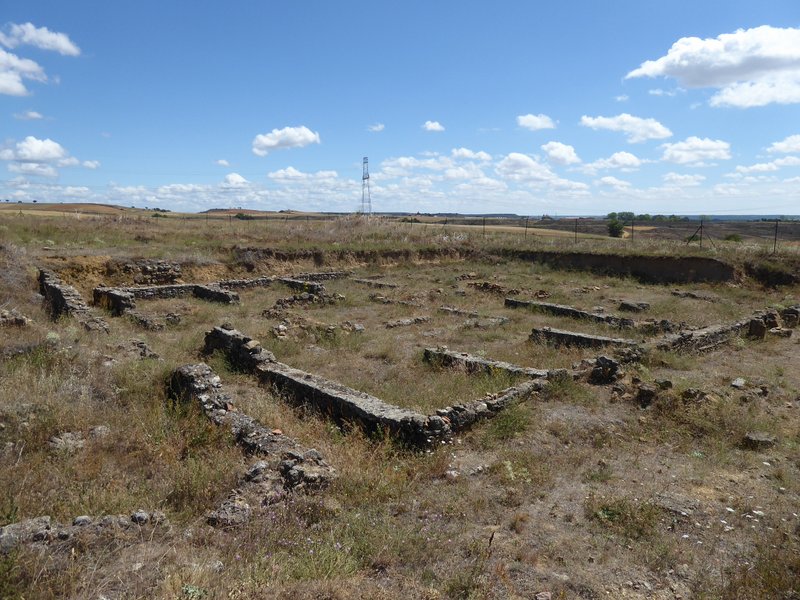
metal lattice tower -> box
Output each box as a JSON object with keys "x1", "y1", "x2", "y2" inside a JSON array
[{"x1": 360, "y1": 156, "x2": 371, "y2": 215}]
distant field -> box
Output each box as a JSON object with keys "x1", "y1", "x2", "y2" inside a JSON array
[{"x1": 2, "y1": 202, "x2": 800, "y2": 252}]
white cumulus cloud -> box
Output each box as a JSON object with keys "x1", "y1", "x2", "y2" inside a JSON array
[
  {"x1": 422, "y1": 120, "x2": 445, "y2": 132},
  {"x1": 541, "y1": 141, "x2": 581, "y2": 165},
  {"x1": 584, "y1": 151, "x2": 643, "y2": 172},
  {"x1": 495, "y1": 153, "x2": 556, "y2": 182},
  {"x1": 222, "y1": 173, "x2": 249, "y2": 187},
  {"x1": 0, "y1": 22, "x2": 81, "y2": 56},
  {"x1": 580, "y1": 113, "x2": 672, "y2": 143},
  {"x1": 14, "y1": 136, "x2": 67, "y2": 161},
  {"x1": 0, "y1": 48, "x2": 46, "y2": 95},
  {"x1": 216, "y1": 159, "x2": 230, "y2": 167},
  {"x1": 596, "y1": 176, "x2": 631, "y2": 188},
  {"x1": 252, "y1": 125, "x2": 320, "y2": 156},
  {"x1": 661, "y1": 137, "x2": 731, "y2": 165},
  {"x1": 82, "y1": 160, "x2": 100, "y2": 169},
  {"x1": 517, "y1": 113, "x2": 555, "y2": 131},
  {"x1": 626, "y1": 26, "x2": 800, "y2": 108},
  {"x1": 768, "y1": 134, "x2": 800, "y2": 154},
  {"x1": 0, "y1": 136, "x2": 88, "y2": 178},
  {"x1": 368, "y1": 123, "x2": 385, "y2": 132},
  {"x1": 0, "y1": 24, "x2": 79, "y2": 96},
  {"x1": 8, "y1": 162, "x2": 57, "y2": 177},
  {"x1": 451, "y1": 147, "x2": 491, "y2": 161}
]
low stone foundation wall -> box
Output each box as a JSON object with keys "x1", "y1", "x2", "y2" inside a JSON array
[
  {"x1": 277, "y1": 278, "x2": 325, "y2": 294},
  {"x1": 505, "y1": 298, "x2": 634, "y2": 328},
  {"x1": 203, "y1": 326, "x2": 451, "y2": 448},
  {"x1": 649, "y1": 312, "x2": 756, "y2": 353},
  {"x1": 93, "y1": 287, "x2": 135, "y2": 316},
  {"x1": 38, "y1": 269, "x2": 109, "y2": 333},
  {"x1": 0, "y1": 309, "x2": 31, "y2": 327},
  {"x1": 203, "y1": 326, "x2": 553, "y2": 445},
  {"x1": 216, "y1": 276, "x2": 274, "y2": 289},
  {"x1": 168, "y1": 364, "x2": 334, "y2": 487},
  {"x1": 435, "y1": 380, "x2": 542, "y2": 431},
  {"x1": 530, "y1": 327, "x2": 639, "y2": 349},
  {"x1": 93, "y1": 283, "x2": 239, "y2": 315},
  {"x1": 423, "y1": 347, "x2": 550, "y2": 379},
  {"x1": 168, "y1": 363, "x2": 335, "y2": 527},
  {"x1": 123, "y1": 283, "x2": 198, "y2": 300},
  {"x1": 292, "y1": 271, "x2": 351, "y2": 281},
  {"x1": 353, "y1": 278, "x2": 398, "y2": 289},
  {"x1": 193, "y1": 284, "x2": 239, "y2": 303},
  {"x1": 439, "y1": 306, "x2": 509, "y2": 326},
  {"x1": 0, "y1": 510, "x2": 169, "y2": 554}
]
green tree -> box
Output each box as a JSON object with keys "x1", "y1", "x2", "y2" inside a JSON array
[{"x1": 607, "y1": 219, "x2": 625, "y2": 238}]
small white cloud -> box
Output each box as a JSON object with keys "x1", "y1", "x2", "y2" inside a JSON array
[
  {"x1": 216, "y1": 159, "x2": 230, "y2": 167},
  {"x1": 580, "y1": 113, "x2": 672, "y2": 143},
  {"x1": 0, "y1": 22, "x2": 81, "y2": 56},
  {"x1": 597, "y1": 176, "x2": 631, "y2": 188},
  {"x1": 82, "y1": 160, "x2": 100, "y2": 169},
  {"x1": 368, "y1": 123, "x2": 385, "y2": 132},
  {"x1": 584, "y1": 151, "x2": 643, "y2": 172},
  {"x1": 663, "y1": 172, "x2": 705, "y2": 186},
  {"x1": 648, "y1": 88, "x2": 678, "y2": 97},
  {"x1": 541, "y1": 141, "x2": 581, "y2": 165},
  {"x1": 451, "y1": 147, "x2": 491, "y2": 161},
  {"x1": 252, "y1": 125, "x2": 320, "y2": 156},
  {"x1": 422, "y1": 120, "x2": 445, "y2": 132},
  {"x1": 222, "y1": 172, "x2": 249, "y2": 187},
  {"x1": 13, "y1": 109, "x2": 43, "y2": 120},
  {"x1": 661, "y1": 136, "x2": 731, "y2": 165},
  {"x1": 615, "y1": 94, "x2": 629, "y2": 102},
  {"x1": 626, "y1": 26, "x2": 800, "y2": 108},
  {"x1": 14, "y1": 136, "x2": 67, "y2": 161},
  {"x1": 768, "y1": 134, "x2": 800, "y2": 154},
  {"x1": 516, "y1": 113, "x2": 555, "y2": 131}
]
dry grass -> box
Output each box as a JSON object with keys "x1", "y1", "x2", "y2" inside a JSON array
[{"x1": 0, "y1": 216, "x2": 799, "y2": 599}]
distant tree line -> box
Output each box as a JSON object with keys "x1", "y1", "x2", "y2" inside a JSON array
[{"x1": 606, "y1": 212, "x2": 689, "y2": 222}]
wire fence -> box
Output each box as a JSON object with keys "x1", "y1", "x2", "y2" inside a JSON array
[{"x1": 159, "y1": 213, "x2": 800, "y2": 256}]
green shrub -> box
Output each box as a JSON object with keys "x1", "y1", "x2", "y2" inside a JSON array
[{"x1": 607, "y1": 219, "x2": 625, "y2": 238}]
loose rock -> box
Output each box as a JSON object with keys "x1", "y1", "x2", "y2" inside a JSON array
[{"x1": 742, "y1": 431, "x2": 777, "y2": 451}]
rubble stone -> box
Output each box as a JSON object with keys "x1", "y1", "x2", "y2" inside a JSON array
[{"x1": 742, "y1": 431, "x2": 777, "y2": 451}]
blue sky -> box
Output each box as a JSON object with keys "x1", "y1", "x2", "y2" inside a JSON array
[{"x1": 2, "y1": 1, "x2": 800, "y2": 215}]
